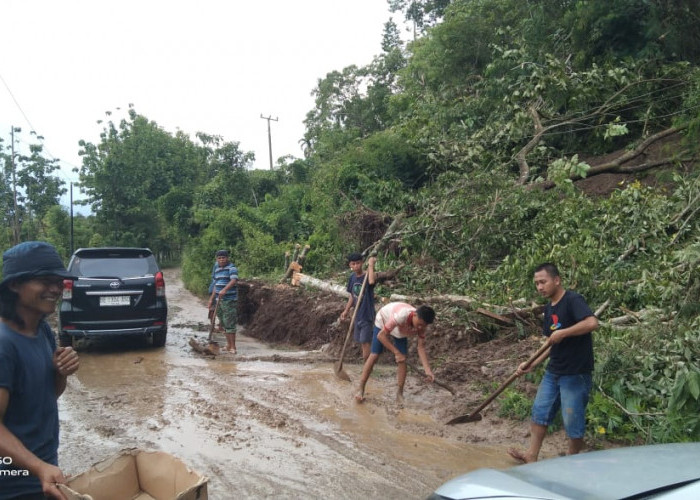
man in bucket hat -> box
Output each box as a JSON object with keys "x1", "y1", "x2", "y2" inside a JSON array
[{"x1": 0, "y1": 241, "x2": 80, "y2": 500}]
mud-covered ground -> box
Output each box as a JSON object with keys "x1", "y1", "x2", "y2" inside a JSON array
[
  {"x1": 237, "y1": 276, "x2": 579, "y2": 456},
  {"x1": 56, "y1": 268, "x2": 579, "y2": 499}
]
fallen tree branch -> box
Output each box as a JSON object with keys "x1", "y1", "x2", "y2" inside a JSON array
[
  {"x1": 515, "y1": 104, "x2": 546, "y2": 185},
  {"x1": 388, "y1": 293, "x2": 485, "y2": 310},
  {"x1": 364, "y1": 215, "x2": 404, "y2": 257},
  {"x1": 375, "y1": 266, "x2": 405, "y2": 283},
  {"x1": 597, "y1": 384, "x2": 664, "y2": 419},
  {"x1": 670, "y1": 201, "x2": 700, "y2": 245},
  {"x1": 281, "y1": 244, "x2": 310, "y2": 283},
  {"x1": 617, "y1": 155, "x2": 692, "y2": 173},
  {"x1": 603, "y1": 307, "x2": 667, "y2": 326},
  {"x1": 292, "y1": 269, "x2": 405, "y2": 296},
  {"x1": 292, "y1": 273, "x2": 350, "y2": 297},
  {"x1": 407, "y1": 361, "x2": 456, "y2": 395},
  {"x1": 388, "y1": 294, "x2": 547, "y2": 321},
  {"x1": 535, "y1": 125, "x2": 690, "y2": 190},
  {"x1": 587, "y1": 126, "x2": 688, "y2": 176},
  {"x1": 280, "y1": 244, "x2": 302, "y2": 283},
  {"x1": 507, "y1": 298, "x2": 540, "y2": 328},
  {"x1": 594, "y1": 299, "x2": 610, "y2": 318},
  {"x1": 617, "y1": 241, "x2": 640, "y2": 262},
  {"x1": 475, "y1": 308, "x2": 514, "y2": 326}
]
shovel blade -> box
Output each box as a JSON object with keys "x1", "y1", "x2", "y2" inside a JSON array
[
  {"x1": 205, "y1": 341, "x2": 220, "y2": 356},
  {"x1": 334, "y1": 362, "x2": 351, "y2": 382},
  {"x1": 446, "y1": 412, "x2": 483, "y2": 425}
]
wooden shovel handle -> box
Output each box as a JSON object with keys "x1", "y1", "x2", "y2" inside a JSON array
[
  {"x1": 447, "y1": 340, "x2": 550, "y2": 424},
  {"x1": 337, "y1": 271, "x2": 370, "y2": 364},
  {"x1": 208, "y1": 298, "x2": 220, "y2": 341},
  {"x1": 470, "y1": 340, "x2": 550, "y2": 415}
]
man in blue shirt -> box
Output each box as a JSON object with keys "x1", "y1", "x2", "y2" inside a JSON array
[
  {"x1": 339, "y1": 253, "x2": 376, "y2": 361},
  {"x1": 0, "y1": 241, "x2": 80, "y2": 499},
  {"x1": 508, "y1": 262, "x2": 598, "y2": 463},
  {"x1": 207, "y1": 250, "x2": 238, "y2": 354}
]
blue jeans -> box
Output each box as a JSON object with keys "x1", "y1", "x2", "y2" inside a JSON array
[
  {"x1": 532, "y1": 371, "x2": 592, "y2": 439},
  {"x1": 354, "y1": 320, "x2": 374, "y2": 343},
  {"x1": 370, "y1": 326, "x2": 408, "y2": 355}
]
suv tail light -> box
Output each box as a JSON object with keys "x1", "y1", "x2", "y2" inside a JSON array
[
  {"x1": 155, "y1": 271, "x2": 165, "y2": 297},
  {"x1": 62, "y1": 279, "x2": 73, "y2": 300}
]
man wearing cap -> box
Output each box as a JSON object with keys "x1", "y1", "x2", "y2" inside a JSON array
[
  {"x1": 207, "y1": 250, "x2": 239, "y2": 354},
  {"x1": 0, "y1": 241, "x2": 80, "y2": 500}
]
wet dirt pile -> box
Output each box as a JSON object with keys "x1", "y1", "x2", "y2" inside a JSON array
[{"x1": 238, "y1": 281, "x2": 344, "y2": 350}]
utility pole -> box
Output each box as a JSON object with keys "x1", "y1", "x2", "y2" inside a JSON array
[
  {"x1": 70, "y1": 182, "x2": 74, "y2": 254},
  {"x1": 10, "y1": 126, "x2": 20, "y2": 245},
  {"x1": 260, "y1": 114, "x2": 278, "y2": 170}
]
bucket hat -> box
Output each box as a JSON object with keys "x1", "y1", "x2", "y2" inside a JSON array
[{"x1": 0, "y1": 241, "x2": 74, "y2": 290}]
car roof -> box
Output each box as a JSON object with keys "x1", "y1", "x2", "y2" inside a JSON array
[
  {"x1": 72, "y1": 247, "x2": 154, "y2": 257},
  {"x1": 434, "y1": 443, "x2": 700, "y2": 500}
]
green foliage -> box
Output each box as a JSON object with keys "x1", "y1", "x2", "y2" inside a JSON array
[
  {"x1": 548, "y1": 155, "x2": 591, "y2": 194},
  {"x1": 592, "y1": 321, "x2": 700, "y2": 442},
  {"x1": 497, "y1": 388, "x2": 531, "y2": 420},
  {"x1": 0, "y1": 128, "x2": 67, "y2": 244},
  {"x1": 585, "y1": 392, "x2": 639, "y2": 444},
  {"x1": 388, "y1": 0, "x2": 451, "y2": 34},
  {"x1": 15, "y1": 143, "x2": 66, "y2": 220}
]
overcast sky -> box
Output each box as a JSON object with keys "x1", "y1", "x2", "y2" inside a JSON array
[{"x1": 1, "y1": 0, "x2": 401, "y2": 211}]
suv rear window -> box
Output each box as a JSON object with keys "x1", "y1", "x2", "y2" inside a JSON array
[{"x1": 69, "y1": 249, "x2": 159, "y2": 278}]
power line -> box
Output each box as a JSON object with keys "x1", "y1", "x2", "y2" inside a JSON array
[
  {"x1": 1, "y1": 71, "x2": 82, "y2": 188},
  {"x1": 0, "y1": 72, "x2": 40, "y2": 137}
]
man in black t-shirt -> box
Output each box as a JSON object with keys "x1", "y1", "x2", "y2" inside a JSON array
[
  {"x1": 508, "y1": 263, "x2": 598, "y2": 463},
  {"x1": 339, "y1": 253, "x2": 376, "y2": 361}
]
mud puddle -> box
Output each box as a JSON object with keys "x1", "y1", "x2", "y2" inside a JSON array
[{"x1": 57, "y1": 269, "x2": 513, "y2": 499}]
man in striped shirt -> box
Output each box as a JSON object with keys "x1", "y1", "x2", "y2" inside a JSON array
[
  {"x1": 355, "y1": 302, "x2": 436, "y2": 404},
  {"x1": 208, "y1": 250, "x2": 239, "y2": 353}
]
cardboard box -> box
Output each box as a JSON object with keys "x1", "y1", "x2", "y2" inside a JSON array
[{"x1": 59, "y1": 448, "x2": 208, "y2": 500}]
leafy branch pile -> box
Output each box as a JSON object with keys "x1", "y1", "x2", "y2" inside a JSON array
[{"x1": 2, "y1": 0, "x2": 699, "y2": 443}]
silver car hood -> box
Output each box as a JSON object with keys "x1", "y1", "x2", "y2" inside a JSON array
[{"x1": 434, "y1": 443, "x2": 700, "y2": 500}]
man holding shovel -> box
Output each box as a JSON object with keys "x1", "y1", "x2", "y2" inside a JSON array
[
  {"x1": 207, "y1": 250, "x2": 238, "y2": 354},
  {"x1": 339, "y1": 253, "x2": 376, "y2": 361},
  {"x1": 355, "y1": 302, "x2": 436, "y2": 404},
  {"x1": 508, "y1": 263, "x2": 598, "y2": 463}
]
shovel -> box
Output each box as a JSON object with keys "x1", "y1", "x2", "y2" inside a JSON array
[
  {"x1": 189, "y1": 298, "x2": 221, "y2": 356},
  {"x1": 334, "y1": 271, "x2": 370, "y2": 382},
  {"x1": 406, "y1": 361, "x2": 456, "y2": 395},
  {"x1": 446, "y1": 341, "x2": 550, "y2": 425},
  {"x1": 205, "y1": 298, "x2": 221, "y2": 355}
]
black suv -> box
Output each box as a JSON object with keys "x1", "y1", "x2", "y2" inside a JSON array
[{"x1": 58, "y1": 247, "x2": 168, "y2": 347}]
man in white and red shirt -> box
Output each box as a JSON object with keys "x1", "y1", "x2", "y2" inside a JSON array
[{"x1": 355, "y1": 302, "x2": 436, "y2": 403}]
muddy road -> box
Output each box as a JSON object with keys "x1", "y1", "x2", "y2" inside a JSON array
[{"x1": 57, "y1": 268, "x2": 519, "y2": 499}]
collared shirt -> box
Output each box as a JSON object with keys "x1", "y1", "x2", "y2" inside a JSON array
[
  {"x1": 212, "y1": 262, "x2": 238, "y2": 301},
  {"x1": 374, "y1": 302, "x2": 422, "y2": 339}
]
